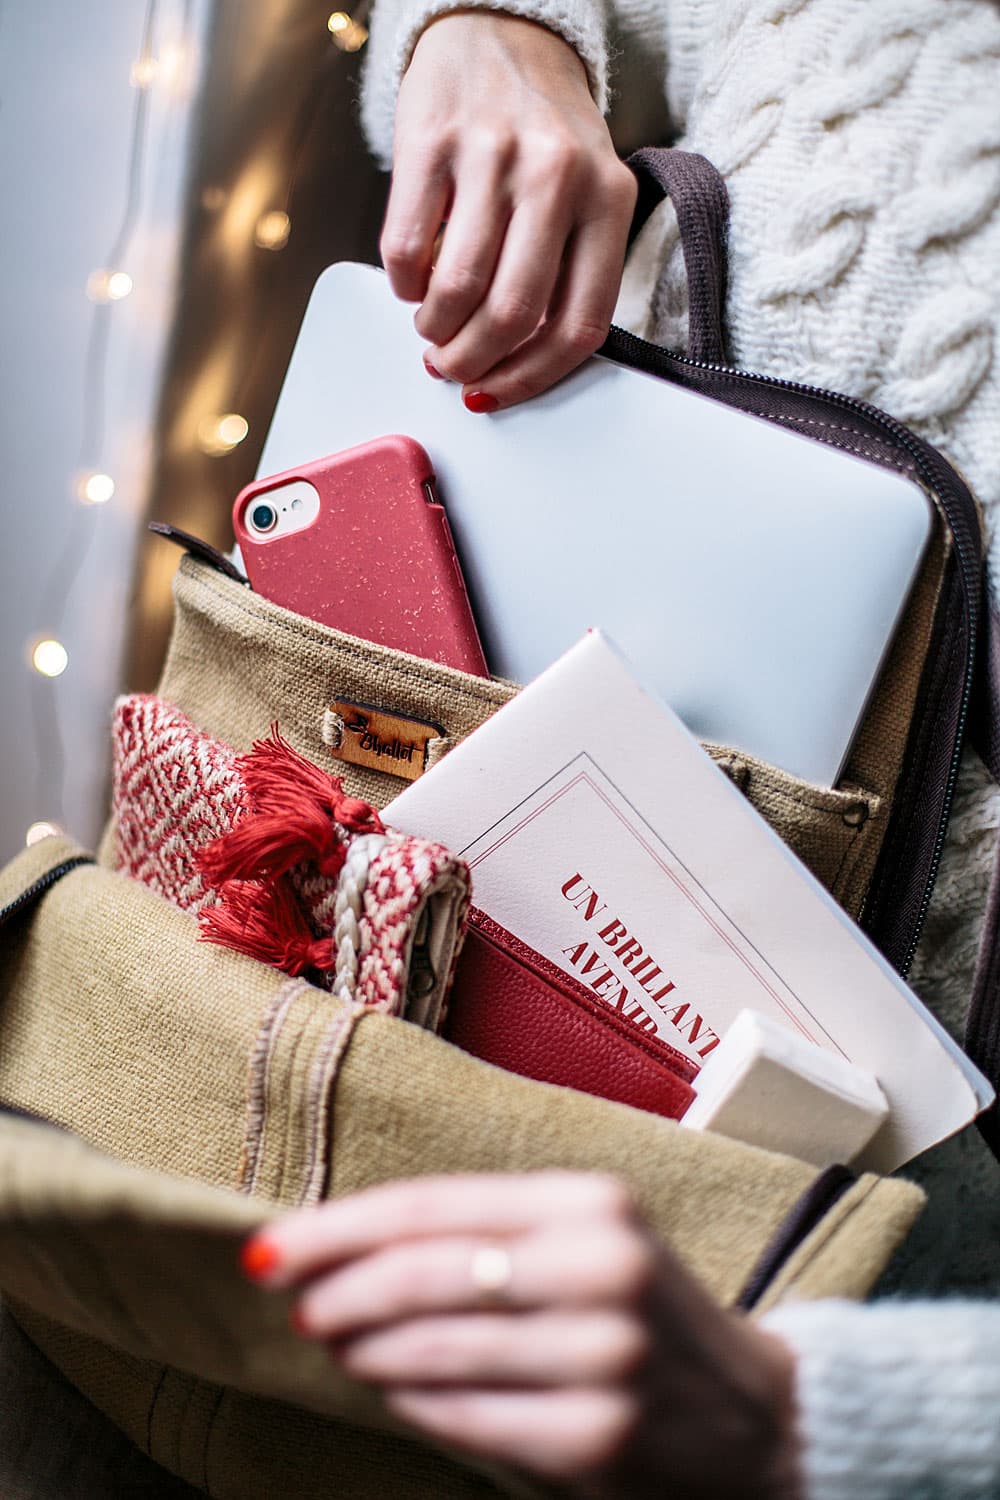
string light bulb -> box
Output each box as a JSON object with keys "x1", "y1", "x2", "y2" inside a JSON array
[
  {"x1": 77, "y1": 471, "x2": 116, "y2": 505},
  {"x1": 254, "y1": 210, "x2": 291, "y2": 250},
  {"x1": 157, "y1": 43, "x2": 192, "y2": 92},
  {"x1": 130, "y1": 55, "x2": 159, "y2": 87},
  {"x1": 31, "y1": 639, "x2": 69, "y2": 678},
  {"x1": 197, "y1": 412, "x2": 249, "y2": 456},
  {"x1": 86, "y1": 269, "x2": 133, "y2": 302},
  {"x1": 327, "y1": 11, "x2": 368, "y2": 49},
  {"x1": 25, "y1": 821, "x2": 62, "y2": 847}
]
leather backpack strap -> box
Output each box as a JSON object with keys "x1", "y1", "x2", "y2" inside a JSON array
[{"x1": 624, "y1": 147, "x2": 730, "y2": 366}]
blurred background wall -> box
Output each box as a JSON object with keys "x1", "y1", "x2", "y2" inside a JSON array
[{"x1": 0, "y1": 0, "x2": 386, "y2": 864}]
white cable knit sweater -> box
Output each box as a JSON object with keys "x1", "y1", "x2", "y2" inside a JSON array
[{"x1": 361, "y1": 2, "x2": 1000, "y2": 1493}]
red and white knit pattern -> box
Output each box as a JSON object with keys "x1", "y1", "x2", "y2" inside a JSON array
[
  {"x1": 111, "y1": 695, "x2": 470, "y2": 1019},
  {"x1": 114, "y1": 696, "x2": 343, "y2": 933},
  {"x1": 360, "y1": 836, "x2": 469, "y2": 1011},
  {"x1": 112, "y1": 694, "x2": 241, "y2": 912}
]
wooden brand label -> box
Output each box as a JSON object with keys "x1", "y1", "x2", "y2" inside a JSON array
[{"x1": 326, "y1": 700, "x2": 443, "y2": 782}]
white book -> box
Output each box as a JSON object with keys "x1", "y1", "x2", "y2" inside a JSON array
[{"x1": 384, "y1": 631, "x2": 993, "y2": 1172}]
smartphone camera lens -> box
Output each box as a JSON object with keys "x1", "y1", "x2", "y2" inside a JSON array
[{"x1": 249, "y1": 501, "x2": 278, "y2": 534}]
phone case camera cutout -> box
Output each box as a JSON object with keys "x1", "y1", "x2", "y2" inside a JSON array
[{"x1": 233, "y1": 434, "x2": 490, "y2": 677}]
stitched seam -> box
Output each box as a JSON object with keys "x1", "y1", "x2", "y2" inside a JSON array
[
  {"x1": 830, "y1": 819, "x2": 865, "y2": 899},
  {"x1": 741, "y1": 410, "x2": 914, "y2": 473},
  {"x1": 241, "y1": 983, "x2": 302, "y2": 1195},
  {"x1": 240, "y1": 980, "x2": 310, "y2": 1196},
  {"x1": 184, "y1": 566, "x2": 516, "y2": 709},
  {"x1": 662, "y1": 361, "x2": 919, "y2": 476},
  {"x1": 277, "y1": 996, "x2": 316, "y2": 1206},
  {"x1": 299, "y1": 1003, "x2": 365, "y2": 1206},
  {"x1": 764, "y1": 414, "x2": 915, "y2": 471}
]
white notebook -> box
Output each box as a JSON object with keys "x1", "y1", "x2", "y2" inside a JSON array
[
  {"x1": 258, "y1": 262, "x2": 932, "y2": 785},
  {"x1": 383, "y1": 631, "x2": 992, "y2": 1173}
]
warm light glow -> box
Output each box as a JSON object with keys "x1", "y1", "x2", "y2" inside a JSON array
[
  {"x1": 201, "y1": 185, "x2": 227, "y2": 212},
  {"x1": 328, "y1": 10, "x2": 368, "y2": 48},
  {"x1": 197, "y1": 412, "x2": 249, "y2": 456},
  {"x1": 217, "y1": 413, "x2": 248, "y2": 445},
  {"x1": 156, "y1": 42, "x2": 196, "y2": 98},
  {"x1": 31, "y1": 639, "x2": 69, "y2": 678},
  {"x1": 78, "y1": 471, "x2": 116, "y2": 505},
  {"x1": 86, "y1": 268, "x2": 133, "y2": 302},
  {"x1": 216, "y1": 160, "x2": 281, "y2": 254},
  {"x1": 130, "y1": 55, "x2": 159, "y2": 87},
  {"x1": 254, "y1": 210, "x2": 291, "y2": 250},
  {"x1": 26, "y1": 821, "x2": 62, "y2": 847}
]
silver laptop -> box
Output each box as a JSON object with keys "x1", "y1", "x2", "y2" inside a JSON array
[{"x1": 255, "y1": 262, "x2": 932, "y2": 786}]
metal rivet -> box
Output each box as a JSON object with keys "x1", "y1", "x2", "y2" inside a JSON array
[{"x1": 842, "y1": 801, "x2": 868, "y2": 829}]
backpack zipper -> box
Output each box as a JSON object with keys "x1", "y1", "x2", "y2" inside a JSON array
[
  {"x1": 0, "y1": 856, "x2": 95, "y2": 929},
  {"x1": 601, "y1": 326, "x2": 982, "y2": 975},
  {"x1": 735, "y1": 1162, "x2": 856, "y2": 1311}
]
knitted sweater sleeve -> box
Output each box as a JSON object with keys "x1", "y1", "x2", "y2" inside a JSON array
[
  {"x1": 359, "y1": 0, "x2": 612, "y2": 169},
  {"x1": 761, "y1": 1300, "x2": 1000, "y2": 1499}
]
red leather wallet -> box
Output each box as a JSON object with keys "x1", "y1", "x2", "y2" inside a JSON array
[{"x1": 445, "y1": 909, "x2": 696, "y2": 1121}]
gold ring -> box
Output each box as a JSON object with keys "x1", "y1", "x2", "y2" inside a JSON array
[{"x1": 469, "y1": 1243, "x2": 514, "y2": 1306}]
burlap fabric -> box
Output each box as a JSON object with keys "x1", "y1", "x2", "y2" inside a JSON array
[
  {"x1": 0, "y1": 553, "x2": 928, "y2": 1497},
  {"x1": 0, "y1": 854, "x2": 923, "y2": 1495},
  {"x1": 137, "y1": 556, "x2": 943, "y2": 917}
]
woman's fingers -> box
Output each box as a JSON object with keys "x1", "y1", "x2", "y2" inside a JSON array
[
  {"x1": 456, "y1": 172, "x2": 637, "y2": 408},
  {"x1": 338, "y1": 1308, "x2": 650, "y2": 1387},
  {"x1": 384, "y1": 1385, "x2": 638, "y2": 1479},
  {"x1": 383, "y1": 12, "x2": 635, "y2": 406},
  {"x1": 380, "y1": 145, "x2": 453, "y2": 305},
  {"x1": 244, "y1": 1171, "x2": 633, "y2": 1287},
  {"x1": 427, "y1": 190, "x2": 576, "y2": 387},
  {"x1": 411, "y1": 147, "x2": 513, "y2": 348},
  {"x1": 291, "y1": 1222, "x2": 656, "y2": 1339}
]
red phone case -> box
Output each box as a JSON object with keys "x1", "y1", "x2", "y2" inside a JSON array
[{"x1": 233, "y1": 435, "x2": 489, "y2": 675}]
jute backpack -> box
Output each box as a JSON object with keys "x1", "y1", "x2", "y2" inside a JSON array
[{"x1": 1, "y1": 147, "x2": 1000, "y2": 1498}]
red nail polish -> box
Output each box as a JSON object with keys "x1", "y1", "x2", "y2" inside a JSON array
[
  {"x1": 464, "y1": 390, "x2": 500, "y2": 414},
  {"x1": 423, "y1": 357, "x2": 444, "y2": 380},
  {"x1": 240, "y1": 1237, "x2": 282, "y2": 1280}
]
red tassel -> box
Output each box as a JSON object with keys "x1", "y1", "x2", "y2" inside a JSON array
[
  {"x1": 197, "y1": 726, "x2": 385, "y2": 889},
  {"x1": 199, "y1": 877, "x2": 334, "y2": 977},
  {"x1": 240, "y1": 729, "x2": 384, "y2": 835},
  {"x1": 198, "y1": 811, "x2": 348, "y2": 886}
]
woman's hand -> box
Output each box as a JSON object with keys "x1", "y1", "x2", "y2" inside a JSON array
[
  {"x1": 242, "y1": 1171, "x2": 801, "y2": 1498},
  {"x1": 383, "y1": 13, "x2": 637, "y2": 411}
]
